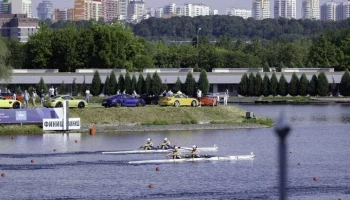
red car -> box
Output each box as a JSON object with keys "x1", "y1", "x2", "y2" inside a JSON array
[
  {"x1": 0, "y1": 93, "x2": 23, "y2": 102},
  {"x1": 199, "y1": 95, "x2": 217, "y2": 106}
]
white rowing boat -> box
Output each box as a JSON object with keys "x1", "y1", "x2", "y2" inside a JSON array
[
  {"x1": 128, "y1": 152, "x2": 255, "y2": 164},
  {"x1": 102, "y1": 145, "x2": 218, "y2": 155}
]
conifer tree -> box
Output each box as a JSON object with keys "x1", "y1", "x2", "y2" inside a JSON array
[
  {"x1": 145, "y1": 73, "x2": 152, "y2": 94},
  {"x1": 184, "y1": 72, "x2": 196, "y2": 96},
  {"x1": 248, "y1": 72, "x2": 255, "y2": 96},
  {"x1": 238, "y1": 73, "x2": 248, "y2": 96},
  {"x1": 299, "y1": 73, "x2": 309, "y2": 96},
  {"x1": 308, "y1": 74, "x2": 318, "y2": 96},
  {"x1": 109, "y1": 71, "x2": 117, "y2": 94},
  {"x1": 340, "y1": 69, "x2": 350, "y2": 96},
  {"x1": 263, "y1": 62, "x2": 270, "y2": 72},
  {"x1": 59, "y1": 81, "x2": 66, "y2": 95},
  {"x1": 278, "y1": 74, "x2": 288, "y2": 96},
  {"x1": 270, "y1": 72, "x2": 278, "y2": 96},
  {"x1": 137, "y1": 73, "x2": 145, "y2": 95},
  {"x1": 118, "y1": 74, "x2": 125, "y2": 93},
  {"x1": 174, "y1": 77, "x2": 182, "y2": 93},
  {"x1": 104, "y1": 75, "x2": 111, "y2": 96},
  {"x1": 81, "y1": 76, "x2": 86, "y2": 95},
  {"x1": 317, "y1": 72, "x2": 329, "y2": 96},
  {"x1": 255, "y1": 72, "x2": 262, "y2": 96},
  {"x1": 91, "y1": 70, "x2": 101, "y2": 96},
  {"x1": 131, "y1": 74, "x2": 137, "y2": 94},
  {"x1": 124, "y1": 72, "x2": 132, "y2": 94},
  {"x1": 152, "y1": 72, "x2": 163, "y2": 95},
  {"x1": 288, "y1": 72, "x2": 299, "y2": 96},
  {"x1": 72, "y1": 78, "x2": 79, "y2": 96},
  {"x1": 37, "y1": 77, "x2": 48, "y2": 97},
  {"x1": 198, "y1": 69, "x2": 209, "y2": 95},
  {"x1": 261, "y1": 73, "x2": 270, "y2": 97}
]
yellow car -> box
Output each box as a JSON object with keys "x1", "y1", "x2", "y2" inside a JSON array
[
  {"x1": 0, "y1": 96, "x2": 22, "y2": 109},
  {"x1": 158, "y1": 93, "x2": 199, "y2": 107},
  {"x1": 44, "y1": 95, "x2": 88, "y2": 108}
]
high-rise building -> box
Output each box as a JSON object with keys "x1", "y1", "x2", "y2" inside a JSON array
[
  {"x1": 0, "y1": 0, "x2": 12, "y2": 14},
  {"x1": 252, "y1": 0, "x2": 270, "y2": 20},
  {"x1": 128, "y1": 0, "x2": 144, "y2": 21},
  {"x1": 320, "y1": 2, "x2": 338, "y2": 21},
  {"x1": 209, "y1": 9, "x2": 218, "y2": 15},
  {"x1": 67, "y1": 8, "x2": 74, "y2": 21},
  {"x1": 11, "y1": 0, "x2": 32, "y2": 18},
  {"x1": 155, "y1": 7, "x2": 163, "y2": 18},
  {"x1": 54, "y1": 8, "x2": 74, "y2": 21},
  {"x1": 337, "y1": 1, "x2": 350, "y2": 21},
  {"x1": 37, "y1": 0, "x2": 54, "y2": 20},
  {"x1": 0, "y1": 14, "x2": 38, "y2": 42},
  {"x1": 118, "y1": 0, "x2": 129, "y2": 19},
  {"x1": 74, "y1": 0, "x2": 103, "y2": 21},
  {"x1": 302, "y1": 0, "x2": 320, "y2": 20},
  {"x1": 226, "y1": 8, "x2": 252, "y2": 19},
  {"x1": 274, "y1": 0, "x2": 296, "y2": 19},
  {"x1": 74, "y1": 0, "x2": 84, "y2": 20},
  {"x1": 105, "y1": 0, "x2": 119, "y2": 21}
]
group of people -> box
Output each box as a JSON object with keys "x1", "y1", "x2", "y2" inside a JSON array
[
  {"x1": 141, "y1": 138, "x2": 200, "y2": 159},
  {"x1": 216, "y1": 89, "x2": 229, "y2": 106}
]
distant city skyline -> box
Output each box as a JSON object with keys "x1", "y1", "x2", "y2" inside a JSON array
[{"x1": 31, "y1": 0, "x2": 347, "y2": 19}]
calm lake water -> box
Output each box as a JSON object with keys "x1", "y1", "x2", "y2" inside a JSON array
[{"x1": 0, "y1": 104, "x2": 350, "y2": 200}]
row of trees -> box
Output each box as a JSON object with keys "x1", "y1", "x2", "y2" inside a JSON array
[{"x1": 239, "y1": 72, "x2": 332, "y2": 97}]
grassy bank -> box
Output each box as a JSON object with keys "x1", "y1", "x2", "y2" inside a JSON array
[
  {"x1": 261, "y1": 96, "x2": 311, "y2": 102},
  {"x1": 0, "y1": 125, "x2": 43, "y2": 135}
]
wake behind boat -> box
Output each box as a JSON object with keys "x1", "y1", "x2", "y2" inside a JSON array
[
  {"x1": 102, "y1": 145, "x2": 218, "y2": 155},
  {"x1": 128, "y1": 152, "x2": 255, "y2": 164}
]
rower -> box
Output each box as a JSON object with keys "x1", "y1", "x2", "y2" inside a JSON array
[
  {"x1": 160, "y1": 138, "x2": 171, "y2": 149},
  {"x1": 191, "y1": 145, "x2": 200, "y2": 158},
  {"x1": 168, "y1": 146, "x2": 181, "y2": 159},
  {"x1": 142, "y1": 138, "x2": 154, "y2": 150}
]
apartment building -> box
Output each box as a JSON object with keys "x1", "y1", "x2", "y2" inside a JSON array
[
  {"x1": 0, "y1": 14, "x2": 38, "y2": 42},
  {"x1": 252, "y1": 0, "x2": 270, "y2": 20},
  {"x1": 37, "y1": 0, "x2": 54, "y2": 20},
  {"x1": 302, "y1": 0, "x2": 320, "y2": 20},
  {"x1": 274, "y1": 0, "x2": 296, "y2": 19},
  {"x1": 226, "y1": 8, "x2": 252, "y2": 19},
  {"x1": 11, "y1": 0, "x2": 32, "y2": 18}
]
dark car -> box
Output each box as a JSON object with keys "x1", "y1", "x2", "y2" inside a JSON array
[
  {"x1": 139, "y1": 94, "x2": 160, "y2": 105},
  {"x1": 102, "y1": 94, "x2": 146, "y2": 108}
]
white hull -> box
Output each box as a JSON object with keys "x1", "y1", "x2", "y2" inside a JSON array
[
  {"x1": 102, "y1": 145, "x2": 218, "y2": 155},
  {"x1": 128, "y1": 153, "x2": 255, "y2": 164}
]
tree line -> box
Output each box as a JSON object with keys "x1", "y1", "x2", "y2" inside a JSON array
[{"x1": 239, "y1": 70, "x2": 350, "y2": 97}]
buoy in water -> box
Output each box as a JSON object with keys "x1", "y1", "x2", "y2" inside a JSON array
[
  {"x1": 156, "y1": 167, "x2": 160, "y2": 171},
  {"x1": 75, "y1": 140, "x2": 78, "y2": 143},
  {"x1": 53, "y1": 149, "x2": 56, "y2": 152},
  {"x1": 31, "y1": 159, "x2": 35, "y2": 163},
  {"x1": 297, "y1": 162, "x2": 301, "y2": 165},
  {"x1": 338, "y1": 198, "x2": 342, "y2": 200},
  {"x1": 11, "y1": 136, "x2": 15, "y2": 140},
  {"x1": 149, "y1": 184, "x2": 154, "y2": 188},
  {"x1": 1, "y1": 173, "x2": 5, "y2": 177},
  {"x1": 313, "y1": 177, "x2": 318, "y2": 181},
  {"x1": 290, "y1": 151, "x2": 292, "y2": 154},
  {"x1": 89, "y1": 124, "x2": 96, "y2": 135}
]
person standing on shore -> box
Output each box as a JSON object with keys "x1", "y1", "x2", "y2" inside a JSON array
[
  {"x1": 197, "y1": 88, "x2": 202, "y2": 107},
  {"x1": 24, "y1": 90, "x2": 29, "y2": 108},
  {"x1": 216, "y1": 93, "x2": 220, "y2": 106},
  {"x1": 49, "y1": 86, "x2": 54, "y2": 98},
  {"x1": 85, "y1": 88, "x2": 90, "y2": 103},
  {"x1": 12, "y1": 91, "x2": 16, "y2": 100},
  {"x1": 224, "y1": 89, "x2": 229, "y2": 106},
  {"x1": 40, "y1": 89, "x2": 45, "y2": 106},
  {"x1": 32, "y1": 88, "x2": 37, "y2": 108}
]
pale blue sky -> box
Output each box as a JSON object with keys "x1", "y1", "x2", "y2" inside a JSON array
[{"x1": 32, "y1": 0, "x2": 344, "y2": 19}]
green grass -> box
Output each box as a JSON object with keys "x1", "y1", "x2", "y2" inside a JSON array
[
  {"x1": 242, "y1": 118, "x2": 274, "y2": 127},
  {"x1": 0, "y1": 125, "x2": 43, "y2": 135},
  {"x1": 262, "y1": 96, "x2": 311, "y2": 102}
]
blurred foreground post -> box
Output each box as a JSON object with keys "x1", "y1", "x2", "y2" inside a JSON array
[{"x1": 275, "y1": 112, "x2": 291, "y2": 200}]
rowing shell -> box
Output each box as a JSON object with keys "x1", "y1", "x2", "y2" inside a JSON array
[
  {"x1": 128, "y1": 153, "x2": 255, "y2": 164},
  {"x1": 102, "y1": 145, "x2": 218, "y2": 155}
]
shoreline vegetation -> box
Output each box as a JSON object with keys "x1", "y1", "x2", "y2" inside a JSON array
[{"x1": 0, "y1": 106, "x2": 273, "y2": 135}]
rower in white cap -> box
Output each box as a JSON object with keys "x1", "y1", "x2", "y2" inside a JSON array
[
  {"x1": 141, "y1": 138, "x2": 153, "y2": 150},
  {"x1": 191, "y1": 145, "x2": 200, "y2": 158},
  {"x1": 160, "y1": 138, "x2": 171, "y2": 149}
]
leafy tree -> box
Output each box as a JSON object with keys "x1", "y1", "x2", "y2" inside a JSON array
[
  {"x1": 145, "y1": 73, "x2": 152, "y2": 94},
  {"x1": 340, "y1": 70, "x2": 350, "y2": 96},
  {"x1": 124, "y1": 72, "x2": 132, "y2": 94},
  {"x1": 255, "y1": 72, "x2": 262, "y2": 96},
  {"x1": 308, "y1": 74, "x2": 318, "y2": 96},
  {"x1": 270, "y1": 72, "x2": 278, "y2": 96},
  {"x1": 109, "y1": 71, "x2": 117, "y2": 94},
  {"x1": 278, "y1": 74, "x2": 288, "y2": 96},
  {"x1": 5, "y1": 39, "x2": 26, "y2": 69},
  {"x1": 248, "y1": 73, "x2": 255, "y2": 96},
  {"x1": 184, "y1": 72, "x2": 196, "y2": 96},
  {"x1": 317, "y1": 72, "x2": 329, "y2": 96},
  {"x1": 118, "y1": 74, "x2": 125, "y2": 93},
  {"x1": 238, "y1": 73, "x2": 248, "y2": 96},
  {"x1": 174, "y1": 77, "x2": 182, "y2": 93},
  {"x1": 59, "y1": 81, "x2": 66, "y2": 95},
  {"x1": 91, "y1": 70, "x2": 101, "y2": 96},
  {"x1": 16, "y1": 86, "x2": 22, "y2": 94},
  {"x1": 104, "y1": 75, "x2": 111, "y2": 96},
  {"x1": 198, "y1": 69, "x2": 209, "y2": 95},
  {"x1": 0, "y1": 37, "x2": 12, "y2": 82},
  {"x1": 37, "y1": 77, "x2": 48, "y2": 97},
  {"x1": 137, "y1": 73, "x2": 145, "y2": 95},
  {"x1": 152, "y1": 72, "x2": 163, "y2": 95},
  {"x1": 288, "y1": 73, "x2": 299, "y2": 96},
  {"x1": 262, "y1": 73, "x2": 270, "y2": 97},
  {"x1": 131, "y1": 74, "x2": 137, "y2": 94},
  {"x1": 299, "y1": 73, "x2": 309, "y2": 96}
]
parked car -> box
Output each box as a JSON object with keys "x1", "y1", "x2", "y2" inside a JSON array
[
  {"x1": 139, "y1": 94, "x2": 160, "y2": 105},
  {"x1": 0, "y1": 93, "x2": 23, "y2": 102},
  {"x1": 0, "y1": 96, "x2": 21, "y2": 109},
  {"x1": 200, "y1": 94, "x2": 217, "y2": 106},
  {"x1": 102, "y1": 94, "x2": 146, "y2": 108},
  {"x1": 158, "y1": 93, "x2": 199, "y2": 107},
  {"x1": 44, "y1": 95, "x2": 88, "y2": 108}
]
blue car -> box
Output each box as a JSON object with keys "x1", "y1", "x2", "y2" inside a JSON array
[{"x1": 102, "y1": 94, "x2": 146, "y2": 108}]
